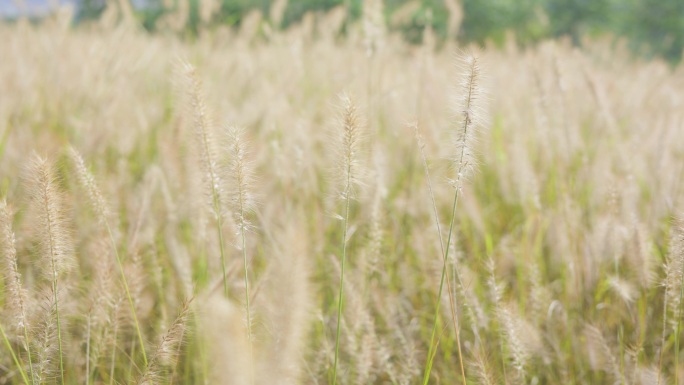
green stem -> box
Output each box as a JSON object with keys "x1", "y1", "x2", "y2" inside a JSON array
[
  {"x1": 127, "y1": 336, "x2": 136, "y2": 382},
  {"x1": 423, "y1": 58, "x2": 476, "y2": 384},
  {"x1": 85, "y1": 314, "x2": 91, "y2": 385},
  {"x1": 22, "y1": 323, "x2": 35, "y2": 385},
  {"x1": 423, "y1": 67, "x2": 474, "y2": 385},
  {"x1": 106, "y1": 225, "x2": 148, "y2": 367},
  {"x1": 416, "y1": 124, "x2": 467, "y2": 385},
  {"x1": 44, "y1": 190, "x2": 65, "y2": 384},
  {"x1": 422, "y1": 184, "x2": 461, "y2": 385},
  {"x1": 216, "y1": 212, "x2": 228, "y2": 296},
  {"x1": 198, "y1": 108, "x2": 228, "y2": 297},
  {"x1": 52, "y1": 268, "x2": 65, "y2": 384},
  {"x1": 423, "y1": 106, "x2": 471, "y2": 384},
  {"x1": 658, "y1": 278, "x2": 668, "y2": 385},
  {"x1": 0, "y1": 323, "x2": 30, "y2": 385},
  {"x1": 332, "y1": 181, "x2": 352, "y2": 385},
  {"x1": 240, "y1": 224, "x2": 254, "y2": 384},
  {"x1": 675, "y1": 269, "x2": 684, "y2": 384},
  {"x1": 109, "y1": 322, "x2": 118, "y2": 385}
]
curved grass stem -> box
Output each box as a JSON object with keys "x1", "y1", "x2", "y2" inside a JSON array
[
  {"x1": 240, "y1": 225, "x2": 254, "y2": 384},
  {"x1": 422, "y1": 58, "x2": 476, "y2": 383},
  {"x1": 0, "y1": 323, "x2": 30, "y2": 385},
  {"x1": 332, "y1": 181, "x2": 352, "y2": 385},
  {"x1": 416, "y1": 123, "x2": 467, "y2": 385},
  {"x1": 422, "y1": 184, "x2": 463, "y2": 385},
  {"x1": 106, "y1": 224, "x2": 148, "y2": 367}
]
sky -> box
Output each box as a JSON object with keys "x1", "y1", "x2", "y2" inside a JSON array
[
  {"x1": 0, "y1": 0, "x2": 78, "y2": 17},
  {"x1": 0, "y1": 0, "x2": 161, "y2": 17}
]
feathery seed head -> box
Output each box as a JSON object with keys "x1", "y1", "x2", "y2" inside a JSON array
[
  {"x1": 486, "y1": 258, "x2": 503, "y2": 305},
  {"x1": 181, "y1": 61, "x2": 224, "y2": 220},
  {"x1": 453, "y1": 54, "x2": 487, "y2": 182},
  {"x1": 155, "y1": 299, "x2": 192, "y2": 366},
  {"x1": 365, "y1": 188, "x2": 384, "y2": 276},
  {"x1": 585, "y1": 325, "x2": 621, "y2": 379},
  {"x1": 499, "y1": 304, "x2": 529, "y2": 380},
  {"x1": 607, "y1": 275, "x2": 637, "y2": 304},
  {"x1": 664, "y1": 219, "x2": 684, "y2": 330},
  {"x1": 68, "y1": 146, "x2": 111, "y2": 227},
  {"x1": 226, "y1": 125, "x2": 256, "y2": 234},
  {"x1": 470, "y1": 350, "x2": 496, "y2": 385},
  {"x1": 35, "y1": 289, "x2": 60, "y2": 383},
  {"x1": 139, "y1": 299, "x2": 192, "y2": 385},
  {"x1": 487, "y1": 259, "x2": 529, "y2": 378},
  {"x1": 411, "y1": 121, "x2": 425, "y2": 149},
  {"x1": 0, "y1": 200, "x2": 29, "y2": 332},
  {"x1": 336, "y1": 94, "x2": 365, "y2": 200},
  {"x1": 199, "y1": 294, "x2": 251, "y2": 385},
  {"x1": 258, "y1": 219, "x2": 312, "y2": 384},
  {"x1": 29, "y1": 154, "x2": 75, "y2": 279}
]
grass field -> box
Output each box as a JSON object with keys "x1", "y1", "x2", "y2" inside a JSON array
[{"x1": 1, "y1": 5, "x2": 684, "y2": 385}]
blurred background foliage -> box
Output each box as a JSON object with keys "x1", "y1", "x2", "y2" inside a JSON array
[{"x1": 63, "y1": 0, "x2": 684, "y2": 63}]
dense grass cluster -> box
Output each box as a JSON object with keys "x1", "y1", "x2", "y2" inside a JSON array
[{"x1": 1, "y1": 5, "x2": 684, "y2": 385}]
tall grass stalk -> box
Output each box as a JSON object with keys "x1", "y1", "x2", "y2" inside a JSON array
[
  {"x1": 51, "y1": 259, "x2": 64, "y2": 384},
  {"x1": 423, "y1": 54, "x2": 482, "y2": 385},
  {"x1": 413, "y1": 123, "x2": 467, "y2": 384},
  {"x1": 85, "y1": 314, "x2": 92, "y2": 385},
  {"x1": 675, "y1": 262, "x2": 684, "y2": 385},
  {"x1": 69, "y1": 147, "x2": 148, "y2": 366},
  {"x1": 422, "y1": 182, "x2": 464, "y2": 385},
  {"x1": 332, "y1": 181, "x2": 351, "y2": 385},
  {"x1": 108, "y1": 315, "x2": 119, "y2": 385},
  {"x1": 332, "y1": 95, "x2": 362, "y2": 385},
  {"x1": 31, "y1": 156, "x2": 74, "y2": 385},
  {"x1": 659, "y1": 220, "x2": 684, "y2": 384},
  {"x1": 226, "y1": 126, "x2": 255, "y2": 383},
  {"x1": 0, "y1": 323, "x2": 30, "y2": 385},
  {"x1": 241, "y1": 231, "x2": 253, "y2": 384},
  {"x1": 182, "y1": 62, "x2": 229, "y2": 296},
  {"x1": 106, "y1": 218, "x2": 148, "y2": 365},
  {"x1": 658, "y1": 287, "x2": 668, "y2": 384},
  {"x1": 138, "y1": 299, "x2": 192, "y2": 385},
  {"x1": 0, "y1": 201, "x2": 35, "y2": 385}
]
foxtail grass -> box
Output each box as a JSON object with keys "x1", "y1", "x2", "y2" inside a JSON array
[
  {"x1": 30, "y1": 155, "x2": 75, "y2": 384},
  {"x1": 332, "y1": 95, "x2": 363, "y2": 385},
  {"x1": 0, "y1": 200, "x2": 35, "y2": 384},
  {"x1": 138, "y1": 299, "x2": 192, "y2": 385},
  {"x1": 226, "y1": 125, "x2": 256, "y2": 383},
  {"x1": 659, "y1": 219, "x2": 684, "y2": 384},
  {"x1": 69, "y1": 146, "x2": 149, "y2": 367},
  {"x1": 423, "y1": 54, "x2": 484, "y2": 385},
  {"x1": 182, "y1": 62, "x2": 229, "y2": 296},
  {"x1": 0, "y1": 322, "x2": 30, "y2": 385},
  {"x1": 413, "y1": 122, "x2": 467, "y2": 384},
  {"x1": 471, "y1": 350, "x2": 495, "y2": 385}
]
